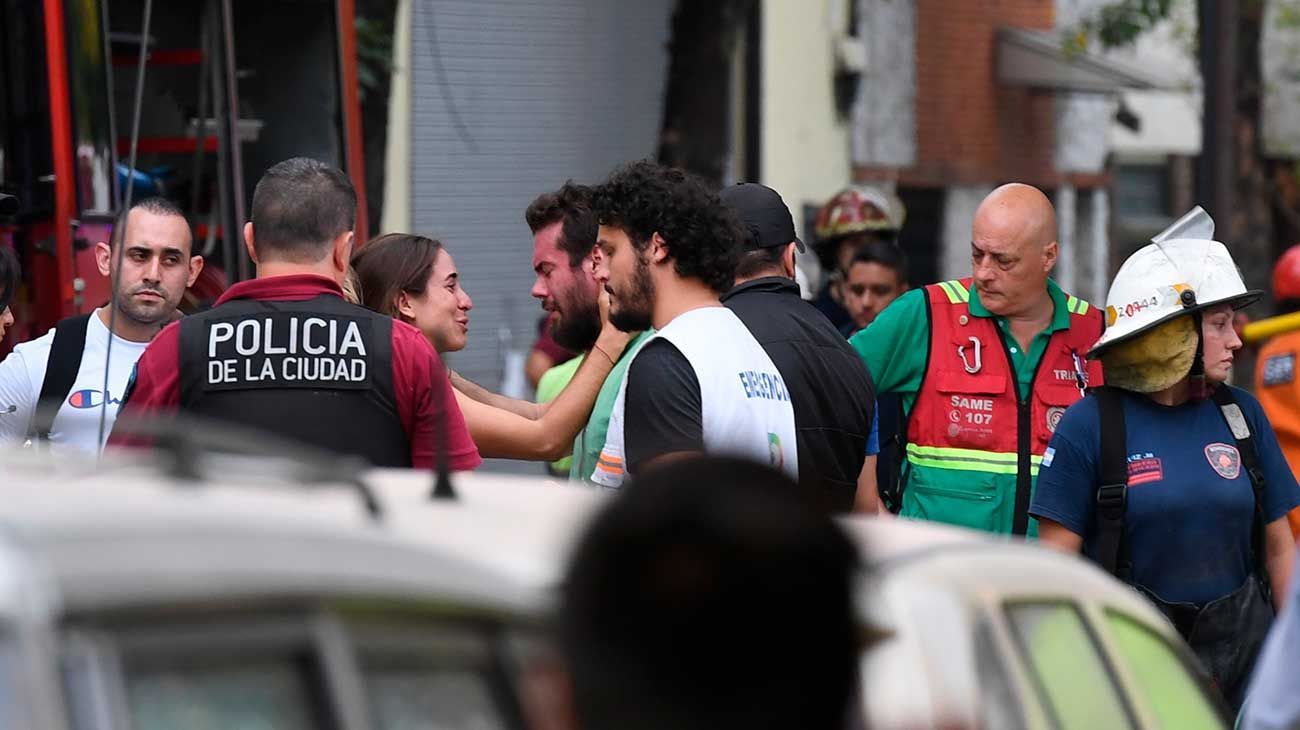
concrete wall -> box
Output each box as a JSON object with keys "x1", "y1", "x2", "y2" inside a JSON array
[
  {"x1": 405, "y1": 0, "x2": 673, "y2": 392},
  {"x1": 760, "y1": 0, "x2": 853, "y2": 236},
  {"x1": 852, "y1": 0, "x2": 916, "y2": 169}
]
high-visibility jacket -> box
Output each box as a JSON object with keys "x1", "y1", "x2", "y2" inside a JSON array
[
  {"x1": 1256, "y1": 328, "x2": 1300, "y2": 537},
  {"x1": 904, "y1": 278, "x2": 1104, "y2": 535}
]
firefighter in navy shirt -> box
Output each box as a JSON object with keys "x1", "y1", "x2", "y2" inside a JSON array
[
  {"x1": 110, "y1": 158, "x2": 480, "y2": 470},
  {"x1": 1031, "y1": 222, "x2": 1299, "y2": 710}
]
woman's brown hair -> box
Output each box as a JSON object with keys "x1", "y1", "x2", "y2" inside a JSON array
[{"x1": 350, "y1": 233, "x2": 444, "y2": 319}]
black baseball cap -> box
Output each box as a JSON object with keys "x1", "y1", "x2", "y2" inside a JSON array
[{"x1": 720, "y1": 183, "x2": 805, "y2": 253}]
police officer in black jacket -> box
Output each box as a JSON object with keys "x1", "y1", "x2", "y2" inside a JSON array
[
  {"x1": 720, "y1": 183, "x2": 876, "y2": 512},
  {"x1": 112, "y1": 158, "x2": 481, "y2": 471}
]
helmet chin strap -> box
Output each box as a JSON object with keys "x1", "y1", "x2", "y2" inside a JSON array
[
  {"x1": 1176, "y1": 288, "x2": 1212, "y2": 401},
  {"x1": 1188, "y1": 311, "x2": 1210, "y2": 401}
]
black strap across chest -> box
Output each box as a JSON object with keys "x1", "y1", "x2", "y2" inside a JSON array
[
  {"x1": 30, "y1": 313, "x2": 92, "y2": 442},
  {"x1": 1095, "y1": 386, "x2": 1268, "y2": 587}
]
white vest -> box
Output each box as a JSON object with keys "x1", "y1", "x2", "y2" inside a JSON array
[{"x1": 591, "y1": 307, "x2": 798, "y2": 487}]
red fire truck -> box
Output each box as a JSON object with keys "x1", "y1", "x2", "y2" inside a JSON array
[{"x1": 0, "y1": 0, "x2": 368, "y2": 353}]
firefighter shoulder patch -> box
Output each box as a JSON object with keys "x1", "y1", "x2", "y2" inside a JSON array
[
  {"x1": 1204, "y1": 443, "x2": 1242, "y2": 480},
  {"x1": 1262, "y1": 352, "x2": 1296, "y2": 387}
]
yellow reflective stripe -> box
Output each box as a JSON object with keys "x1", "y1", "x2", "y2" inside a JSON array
[
  {"x1": 1066, "y1": 295, "x2": 1091, "y2": 316},
  {"x1": 906, "y1": 444, "x2": 1043, "y2": 476},
  {"x1": 1075, "y1": 300, "x2": 1089, "y2": 315},
  {"x1": 937, "y1": 280, "x2": 963, "y2": 304},
  {"x1": 952, "y1": 280, "x2": 971, "y2": 303}
]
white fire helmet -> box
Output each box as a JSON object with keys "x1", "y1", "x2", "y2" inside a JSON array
[{"x1": 1090, "y1": 210, "x2": 1261, "y2": 358}]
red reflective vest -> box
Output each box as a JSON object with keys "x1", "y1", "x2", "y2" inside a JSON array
[{"x1": 905, "y1": 278, "x2": 1104, "y2": 535}]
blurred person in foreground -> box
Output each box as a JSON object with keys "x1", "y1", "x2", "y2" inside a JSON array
[
  {"x1": 718, "y1": 182, "x2": 875, "y2": 513},
  {"x1": 0, "y1": 245, "x2": 17, "y2": 341},
  {"x1": 851, "y1": 183, "x2": 1103, "y2": 535},
  {"x1": 1241, "y1": 553, "x2": 1300, "y2": 729},
  {"x1": 1256, "y1": 244, "x2": 1300, "y2": 537},
  {"x1": 587, "y1": 161, "x2": 796, "y2": 486},
  {"x1": 350, "y1": 229, "x2": 631, "y2": 462},
  {"x1": 549, "y1": 456, "x2": 861, "y2": 730},
  {"x1": 110, "y1": 158, "x2": 479, "y2": 470},
  {"x1": 1033, "y1": 234, "x2": 1299, "y2": 712},
  {"x1": 1, "y1": 197, "x2": 201, "y2": 454}
]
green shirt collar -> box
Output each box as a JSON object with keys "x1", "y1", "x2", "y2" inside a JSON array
[{"x1": 966, "y1": 278, "x2": 1071, "y2": 333}]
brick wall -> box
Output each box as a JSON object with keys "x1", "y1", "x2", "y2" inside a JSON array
[{"x1": 899, "y1": 0, "x2": 1058, "y2": 188}]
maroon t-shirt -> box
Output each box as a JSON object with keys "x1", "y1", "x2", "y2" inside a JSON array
[
  {"x1": 109, "y1": 274, "x2": 481, "y2": 471},
  {"x1": 532, "y1": 314, "x2": 575, "y2": 363}
]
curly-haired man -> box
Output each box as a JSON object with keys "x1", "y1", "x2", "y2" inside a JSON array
[{"x1": 587, "y1": 160, "x2": 797, "y2": 486}]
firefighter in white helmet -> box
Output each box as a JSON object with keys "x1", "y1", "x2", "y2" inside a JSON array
[{"x1": 1030, "y1": 212, "x2": 1300, "y2": 711}]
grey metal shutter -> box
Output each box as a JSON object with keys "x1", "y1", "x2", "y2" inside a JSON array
[{"x1": 408, "y1": 0, "x2": 673, "y2": 392}]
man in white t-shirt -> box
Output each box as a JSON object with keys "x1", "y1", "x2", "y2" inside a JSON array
[
  {"x1": 0, "y1": 197, "x2": 201, "y2": 455},
  {"x1": 588, "y1": 161, "x2": 797, "y2": 487}
]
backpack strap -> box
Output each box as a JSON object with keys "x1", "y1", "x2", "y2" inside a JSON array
[
  {"x1": 1094, "y1": 387, "x2": 1130, "y2": 580},
  {"x1": 29, "y1": 313, "x2": 91, "y2": 442},
  {"x1": 1210, "y1": 386, "x2": 1271, "y2": 593}
]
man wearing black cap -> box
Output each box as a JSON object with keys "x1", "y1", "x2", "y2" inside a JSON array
[{"x1": 721, "y1": 183, "x2": 877, "y2": 513}]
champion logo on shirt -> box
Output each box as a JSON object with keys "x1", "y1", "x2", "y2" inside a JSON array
[
  {"x1": 1126, "y1": 453, "x2": 1163, "y2": 486},
  {"x1": 67, "y1": 389, "x2": 122, "y2": 409}
]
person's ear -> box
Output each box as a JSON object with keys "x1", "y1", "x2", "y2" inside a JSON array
[
  {"x1": 649, "y1": 232, "x2": 669, "y2": 265},
  {"x1": 332, "y1": 231, "x2": 354, "y2": 276},
  {"x1": 243, "y1": 222, "x2": 260, "y2": 264},
  {"x1": 186, "y1": 256, "x2": 205, "y2": 288},
  {"x1": 395, "y1": 290, "x2": 416, "y2": 321},
  {"x1": 1043, "y1": 240, "x2": 1059, "y2": 272},
  {"x1": 783, "y1": 243, "x2": 797, "y2": 279},
  {"x1": 95, "y1": 241, "x2": 113, "y2": 277}
]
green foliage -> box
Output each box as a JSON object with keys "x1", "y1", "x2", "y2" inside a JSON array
[
  {"x1": 1279, "y1": 0, "x2": 1300, "y2": 29},
  {"x1": 1063, "y1": 0, "x2": 1175, "y2": 53},
  {"x1": 355, "y1": 16, "x2": 394, "y2": 103}
]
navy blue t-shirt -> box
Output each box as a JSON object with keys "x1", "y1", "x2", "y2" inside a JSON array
[{"x1": 1030, "y1": 386, "x2": 1300, "y2": 605}]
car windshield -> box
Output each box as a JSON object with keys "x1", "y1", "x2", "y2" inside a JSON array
[
  {"x1": 63, "y1": 613, "x2": 518, "y2": 730},
  {"x1": 125, "y1": 654, "x2": 325, "y2": 730},
  {"x1": 1005, "y1": 602, "x2": 1135, "y2": 730},
  {"x1": 362, "y1": 655, "x2": 508, "y2": 730},
  {"x1": 0, "y1": 631, "x2": 26, "y2": 727},
  {"x1": 1102, "y1": 610, "x2": 1225, "y2": 729}
]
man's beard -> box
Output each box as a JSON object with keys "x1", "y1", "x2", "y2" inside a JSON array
[
  {"x1": 609, "y1": 255, "x2": 655, "y2": 332},
  {"x1": 551, "y1": 287, "x2": 601, "y2": 352},
  {"x1": 115, "y1": 284, "x2": 175, "y2": 326}
]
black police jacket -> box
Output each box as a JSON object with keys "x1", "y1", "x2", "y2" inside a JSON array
[
  {"x1": 722, "y1": 276, "x2": 876, "y2": 511},
  {"x1": 177, "y1": 293, "x2": 411, "y2": 467}
]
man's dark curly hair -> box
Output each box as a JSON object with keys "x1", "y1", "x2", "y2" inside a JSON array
[
  {"x1": 591, "y1": 161, "x2": 742, "y2": 294},
  {"x1": 525, "y1": 182, "x2": 597, "y2": 268}
]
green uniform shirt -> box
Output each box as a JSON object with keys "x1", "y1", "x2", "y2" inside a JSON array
[
  {"x1": 536, "y1": 354, "x2": 584, "y2": 474},
  {"x1": 570, "y1": 330, "x2": 654, "y2": 484},
  {"x1": 848, "y1": 279, "x2": 1073, "y2": 535}
]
